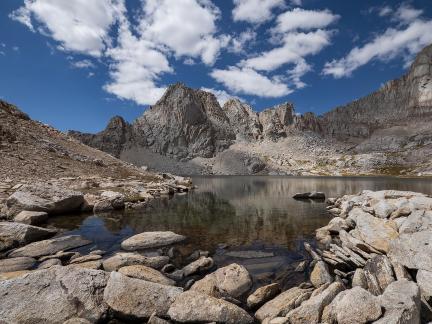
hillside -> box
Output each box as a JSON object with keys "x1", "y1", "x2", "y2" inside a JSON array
[{"x1": 69, "y1": 44, "x2": 432, "y2": 176}]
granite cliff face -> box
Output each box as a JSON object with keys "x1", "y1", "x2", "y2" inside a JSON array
[{"x1": 70, "y1": 44, "x2": 432, "y2": 176}]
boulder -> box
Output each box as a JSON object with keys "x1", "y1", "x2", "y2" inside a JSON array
[
  {"x1": 6, "y1": 183, "x2": 84, "y2": 216},
  {"x1": 118, "y1": 265, "x2": 175, "y2": 286},
  {"x1": 0, "y1": 256, "x2": 36, "y2": 272},
  {"x1": 14, "y1": 211, "x2": 48, "y2": 225},
  {"x1": 310, "y1": 261, "x2": 333, "y2": 288},
  {"x1": 167, "y1": 290, "x2": 254, "y2": 324},
  {"x1": 323, "y1": 287, "x2": 381, "y2": 324},
  {"x1": 121, "y1": 231, "x2": 186, "y2": 251},
  {"x1": 9, "y1": 235, "x2": 91, "y2": 258},
  {"x1": 355, "y1": 210, "x2": 399, "y2": 253},
  {"x1": 285, "y1": 281, "x2": 345, "y2": 324},
  {"x1": 0, "y1": 221, "x2": 56, "y2": 249},
  {"x1": 416, "y1": 269, "x2": 432, "y2": 300},
  {"x1": 388, "y1": 230, "x2": 432, "y2": 272},
  {"x1": 69, "y1": 260, "x2": 102, "y2": 270},
  {"x1": 247, "y1": 283, "x2": 280, "y2": 309},
  {"x1": 181, "y1": 256, "x2": 213, "y2": 276},
  {"x1": 102, "y1": 252, "x2": 169, "y2": 271},
  {"x1": 327, "y1": 217, "x2": 350, "y2": 233},
  {"x1": 38, "y1": 258, "x2": 62, "y2": 269},
  {"x1": 255, "y1": 287, "x2": 313, "y2": 321},
  {"x1": 103, "y1": 271, "x2": 182, "y2": 320},
  {"x1": 399, "y1": 210, "x2": 432, "y2": 234},
  {"x1": 190, "y1": 263, "x2": 252, "y2": 299},
  {"x1": 373, "y1": 200, "x2": 397, "y2": 219},
  {"x1": 352, "y1": 268, "x2": 368, "y2": 289},
  {"x1": 0, "y1": 266, "x2": 108, "y2": 323},
  {"x1": 69, "y1": 254, "x2": 102, "y2": 264},
  {"x1": 364, "y1": 255, "x2": 395, "y2": 295},
  {"x1": 375, "y1": 279, "x2": 421, "y2": 324}
]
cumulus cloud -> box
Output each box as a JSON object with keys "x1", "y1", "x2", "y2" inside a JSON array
[
  {"x1": 71, "y1": 59, "x2": 95, "y2": 69},
  {"x1": 229, "y1": 30, "x2": 257, "y2": 54},
  {"x1": 273, "y1": 8, "x2": 340, "y2": 33},
  {"x1": 241, "y1": 29, "x2": 333, "y2": 71},
  {"x1": 139, "y1": 0, "x2": 228, "y2": 65},
  {"x1": 323, "y1": 5, "x2": 432, "y2": 78},
  {"x1": 232, "y1": 0, "x2": 285, "y2": 24},
  {"x1": 211, "y1": 67, "x2": 291, "y2": 97},
  {"x1": 9, "y1": 0, "x2": 124, "y2": 57}
]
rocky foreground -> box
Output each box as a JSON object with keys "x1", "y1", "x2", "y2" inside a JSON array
[{"x1": 1, "y1": 189, "x2": 431, "y2": 323}]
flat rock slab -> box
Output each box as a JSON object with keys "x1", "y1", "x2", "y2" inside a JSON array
[
  {"x1": 388, "y1": 230, "x2": 432, "y2": 271},
  {"x1": 121, "y1": 231, "x2": 186, "y2": 250},
  {"x1": 9, "y1": 235, "x2": 91, "y2": 258},
  {"x1": 167, "y1": 291, "x2": 254, "y2": 324},
  {"x1": 103, "y1": 271, "x2": 182, "y2": 320},
  {"x1": 0, "y1": 265, "x2": 109, "y2": 323},
  {"x1": 102, "y1": 253, "x2": 169, "y2": 271},
  {"x1": 6, "y1": 183, "x2": 84, "y2": 216},
  {"x1": 0, "y1": 256, "x2": 36, "y2": 272}
]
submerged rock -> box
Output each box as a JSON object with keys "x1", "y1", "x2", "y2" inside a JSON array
[
  {"x1": 121, "y1": 231, "x2": 186, "y2": 250},
  {"x1": 0, "y1": 266, "x2": 109, "y2": 323},
  {"x1": 167, "y1": 290, "x2": 254, "y2": 324}
]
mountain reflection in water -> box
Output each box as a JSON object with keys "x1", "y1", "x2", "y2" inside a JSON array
[{"x1": 48, "y1": 176, "x2": 432, "y2": 286}]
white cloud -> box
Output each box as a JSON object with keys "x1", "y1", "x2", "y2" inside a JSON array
[
  {"x1": 71, "y1": 59, "x2": 95, "y2": 69},
  {"x1": 290, "y1": 0, "x2": 302, "y2": 6},
  {"x1": 378, "y1": 6, "x2": 393, "y2": 17},
  {"x1": 201, "y1": 87, "x2": 243, "y2": 106},
  {"x1": 229, "y1": 30, "x2": 256, "y2": 54},
  {"x1": 323, "y1": 18, "x2": 432, "y2": 78},
  {"x1": 9, "y1": 0, "x2": 124, "y2": 57},
  {"x1": 287, "y1": 58, "x2": 311, "y2": 89},
  {"x1": 211, "y1": 67, "x2": 291, "y2": 97},
  {"x1": 273, "y1": 8, "x2": 340, "y2": 33},
  {"x1": 183, "y1": 58, "x2": 195, "y2": 65},
  {"x1": 241, "y1": 29, "x2": 333, "y2": 71},
  {"x1": 393, "y1": 4, "x2": 423, "y2": 24},
  {"x1": 139, "y1": 0, "x2": 227, "y2": 65},
  {"x1": 232, "y1": 0, "x2": 285, "y2": 24},
  {"x1": 103, "y1": 15, "x2": 172, "y2": 105}
]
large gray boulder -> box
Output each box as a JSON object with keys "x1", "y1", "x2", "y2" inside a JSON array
[
  {"x1": 121, "y1": 231, "x2": 186, "y2": 251},
  {"x1": 6, "y1": 183, "x2": 84, "y2": 216},
  {"x1": 355, "y1": 210, "x2": 399, "y2": 253},
  {"x1": 285, "y1": 282, "x2": 345, "y2": 324},
  {"x1": 322, "y1": 287, "x2": 381, "y2": 324},
  {"x1": 255, "y1": 286, "x2": 313, "y2": 321},
  {"x1": 9, "y1": 235, "x2": 91, "y2": 258},
  {"x1": 190, "y1": 263, "x2": 252, "y2": 299},
  {"x1": 0, "y1": 266, "x2": 109, "y2": 323},
  {"x1": 0, "y1": 221, "x2": 56, "y2": 251},
  {"x1": 388, "y1": 230, "x2": 432, "y2": 271},
  {"x1": 0, "y1": 256, "x2": 36, "y2": 272},
  {"x1": 103, "y1": 271, "x2": 182, "y2": 320},
  {"x1": 375, "y1": 279, "x2": 421, "y2": 324},
  {"x1": 102, "y1": 252, "x2": 169, "y2": 271},
  {"x1": 364, "y1": 255, "x2": 395, "y2": 295},
  {"x1": 167, "y1": 290, "x2": 254, "y2": 324}
]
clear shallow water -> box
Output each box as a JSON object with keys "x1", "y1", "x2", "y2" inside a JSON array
[{"x1": 48, "y1": 176, "x2": 432, "y2": 287}]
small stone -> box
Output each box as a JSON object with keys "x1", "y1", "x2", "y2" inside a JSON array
[
  {"x1": 352, "y1": 268, "x2": 368, "y2": 289},
  {"x1": 182, "y1": 256, "x2": 213, "y2": 276},
  {"x1": 38, "y1": 258, "x2": 62, "y2": 269},
  {"x1": 118, "y1": 265, "x2": 175, "y2": 286},
  {"x1": 102, "y1": 252, "x2": 169, "y2": 271},
  {"x1": 69, "y1": 254, "x2": 102, "y2": 264},
  {"x1": 69, "y1": 260, "x2": 102, "y2": 270},
  {"x1": 247, "y1": 283, "x2": 280, "y2": 309},
  {"x1": 310, "y1": 261, "x2": 333, "y2": 288}
]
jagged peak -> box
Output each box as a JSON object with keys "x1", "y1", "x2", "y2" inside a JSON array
[{"x1": 106, "y1": 115, "x2": 129, "y2": 129}]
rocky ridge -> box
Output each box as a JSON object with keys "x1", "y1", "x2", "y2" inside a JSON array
[{"x1": 69, "y1": 44, "x2": 432, "y2": 176}]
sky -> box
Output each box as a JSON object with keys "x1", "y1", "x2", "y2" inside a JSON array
[{"x1": 1, "y1": 0, "x2": 432, "y2": 133}]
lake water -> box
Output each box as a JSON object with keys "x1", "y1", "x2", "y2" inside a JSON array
[{"x1": 48, "y1": 176, "x2": 432, "y2": 288}]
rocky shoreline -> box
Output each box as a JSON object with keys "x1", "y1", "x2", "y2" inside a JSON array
[{"x1": 0, "y1": 188, "x2": 431, "y2": 323}]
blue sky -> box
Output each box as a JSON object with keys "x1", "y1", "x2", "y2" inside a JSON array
[{"x1": 1, "y1": 0, "x2": 432, "y2": 133}]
